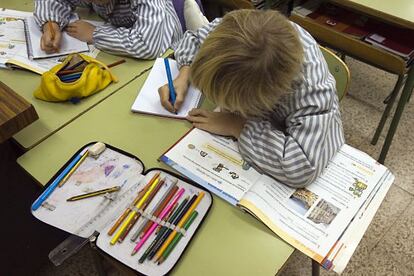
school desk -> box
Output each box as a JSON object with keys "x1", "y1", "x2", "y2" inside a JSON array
[
  {"x1": 290, "y1": 0, "x2": 414, "y2": 164},
  {"x1": 17, "y1": 71, "x2": 295, "y2": 275},
  {"x1": 1, "y1": 1, "x2": 156, "y2": 150}
]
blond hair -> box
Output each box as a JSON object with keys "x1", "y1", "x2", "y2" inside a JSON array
[{"x1": 190, "y1": 9, "x2": 304, "y2": 117}]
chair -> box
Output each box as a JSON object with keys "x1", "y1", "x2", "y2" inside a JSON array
[{"x1": 320, "y1": 46, "x2": 350, "y2": 101}]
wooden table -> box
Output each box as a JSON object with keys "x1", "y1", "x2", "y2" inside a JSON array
[
  {"x1": 1, "y1": 1, "x2": 156, "y2": 150},
  {"x1": 0, "y1": 81, "x2": 38, "y2": 143},
  {"x1": 18, "y1": 71, "x2": 294, "y2": 275}
]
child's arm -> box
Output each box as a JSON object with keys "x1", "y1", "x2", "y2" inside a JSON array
[
  {"x1": 238, "y1": 46, "x2": 345, "y2": 189},
  {"x1": 174, "y1": 18, "x2": 222, "y2": 67},
  {"x1": 34, "y1": 0, "x2": 81, "y2": 29},
  {"x1": 91, "y1": 0, "x2": 181, "y2": 59}
]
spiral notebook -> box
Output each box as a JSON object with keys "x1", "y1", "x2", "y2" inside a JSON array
[
  {"x1": 24, "y1": 14, "x2": 89, "y2": 60},
  {"x1": 131, "y1": 58, "x2": 203, "y2": 119}
]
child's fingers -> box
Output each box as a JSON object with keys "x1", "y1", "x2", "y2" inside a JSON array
[
  {"x1": 188, "y1": 108, "x2": 210, "y2": 117},
  {"x1": 52, "y1": 31, "x2": 62, "y2": 52},
  {"x1": 186, "y1": 114, "x2": 208, "y2": 123},
  {"x1": 158, "y1": 85, "x2": 175, "y2": 113}
]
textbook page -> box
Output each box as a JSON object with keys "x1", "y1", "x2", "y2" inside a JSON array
[
  {"x1": 25, "y1": 14, "x2": 89, "y2": 59},
  {"x1": 131, "y1": 58, "x2": 203, "y2": 119},
  {"x1": 161, "y1": 128, "x2": 262, "y2": 205},
  {"x1": 238, "y1": 144, "x2": 390, "y2": 263}
]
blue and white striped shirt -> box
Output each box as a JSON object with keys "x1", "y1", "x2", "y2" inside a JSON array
[
  {"x1": 34, "y1": 0, "x2": 183, "y2": 59},
  {"x1": 174, "y1": 19, "x2": 345, "y2": 188}
]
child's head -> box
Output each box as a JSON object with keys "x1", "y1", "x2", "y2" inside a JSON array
[{"x1": 190, "y1": 10, "x2": 304, "y2": 117}]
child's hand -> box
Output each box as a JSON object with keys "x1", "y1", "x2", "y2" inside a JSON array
[
  {"x1": 158, "y1": 66, "x2": 191, "y2": 113},
  {"x1": 186, "y1": 109, "x2": 246, "y2": 138},
  {"x1": 66, "y1": 20, "x2": 96, "y2": 43},
  {"x1": 41, "y1": 22, "x2": 61, "y2": 53}
]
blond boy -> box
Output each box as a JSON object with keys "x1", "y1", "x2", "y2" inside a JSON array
[{"x1": 159, "y1": 10, "x2": 344, "y2": 188}]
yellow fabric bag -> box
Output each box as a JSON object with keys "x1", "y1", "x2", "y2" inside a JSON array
[{"x1": 34, "y1": 54, "x2": 118, "y2": 102}]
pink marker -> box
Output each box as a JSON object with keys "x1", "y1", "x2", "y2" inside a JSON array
[{"x1": 131, "y1": 188, "x2": 185, "y2": 255}]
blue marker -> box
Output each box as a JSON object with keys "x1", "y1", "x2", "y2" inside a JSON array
[
  {"x1": 31, "y1": 152, "x2": 83, "y2": 211},
  {"x1": 163, "y1": 58, "x2": 176, "y2": 107}
]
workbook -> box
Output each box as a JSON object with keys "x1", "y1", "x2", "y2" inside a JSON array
[
  {"x1": 131, "y1": 58, "x2": 203, "y2": 119},
  {"x1": 160, "y1": 128, "x2": 394, "y2": 273},
  {"x1": 0, "y1": 9, "x2": 98, "y2": 74},
  {"x1": 31, "y1": 143, "x2": 212, "y2": 276}
]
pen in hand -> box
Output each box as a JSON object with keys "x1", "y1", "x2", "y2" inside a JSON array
[{"x1": 163, "y1": 58, "x2": 177, "y2": 114}]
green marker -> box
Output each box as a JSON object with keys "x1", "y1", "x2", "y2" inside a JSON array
[{"x1": 158, "y1": 211, "x2": 199, "y2": 265}]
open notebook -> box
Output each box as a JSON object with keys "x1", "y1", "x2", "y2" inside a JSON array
[
  {"x1": 24, "y1": 13, "x2": 90, "y2": 59},
  {"x1": 131, "y1": 58, "x2": 203, "y2": 119},
  {"x1": 0, "y1": 9, "x2": 99, "y2": 74}
]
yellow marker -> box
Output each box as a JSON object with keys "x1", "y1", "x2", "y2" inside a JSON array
[
  {"x1": 154, "y1": 192, "x2": 205, "y2": 261},
  {"x1": 110, "y1": 176, "x2": 160, "y2": 245},
  {"x1": 59, "y1": 150, "x2": 89, "y2": 187},
  {"x1": 66, "y1": 186, "x2": 120, "y2": 201}
]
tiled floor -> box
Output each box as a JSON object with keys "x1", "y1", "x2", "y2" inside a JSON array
[{"x1": 37, "y1": 57, "x2": 414, "y2": 276}]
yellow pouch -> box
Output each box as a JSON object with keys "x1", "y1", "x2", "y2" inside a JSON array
[{"x1": 34, "y1": 54, "x2": 118, "y2": 102}]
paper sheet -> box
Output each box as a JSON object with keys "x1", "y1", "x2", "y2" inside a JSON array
[{"x1": 131, "y1": 58, "x2": 203, "y2": 119}]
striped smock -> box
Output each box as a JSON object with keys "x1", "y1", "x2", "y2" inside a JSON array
[
  {"x1": 34, "y1": 0, "x2": 183, "y2": 59},
  {"x1": 174, "y1": 19, "x2": 345, "y2": 188}
]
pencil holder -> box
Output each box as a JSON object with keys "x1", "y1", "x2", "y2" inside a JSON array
[{"x1": 33, "y1": 54, "x2": 118, "y2": 102}]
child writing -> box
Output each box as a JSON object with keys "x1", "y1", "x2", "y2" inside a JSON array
[
  {"x1": 159, "y1": 10, "x2": 345, "y2": 188},
  {"x1": 34, "y1": 0, "x2": 183, "y2": 58}
]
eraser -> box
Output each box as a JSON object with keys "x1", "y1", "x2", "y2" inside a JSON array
[{"x1": 88, "y1": 142, "x2": 106, "y2": 158}]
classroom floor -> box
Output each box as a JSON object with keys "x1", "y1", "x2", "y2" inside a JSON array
[{"x1": 4, "y1": 56, "x2": 413, "y2": 275}]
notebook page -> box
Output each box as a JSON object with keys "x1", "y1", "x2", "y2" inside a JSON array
[
  {"x1": 26, "y1": 14, "x2": 89, "y2": 59},
  {"x1": 131, "y1": 58, "x2": 202, "y2": 119}
]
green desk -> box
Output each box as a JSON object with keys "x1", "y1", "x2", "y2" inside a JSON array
[
  {"x1": 1, "y1": 1, "x2": 156, "y2": 150},
  {"x1": 18, "y1": 72, "x2": 294, "y2": 275}
]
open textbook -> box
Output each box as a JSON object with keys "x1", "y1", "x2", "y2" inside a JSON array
[
  {"x1": 0, "y1": 9, "x2": 99, "y2": 74},
  {"x1": 160, "y1": 128, "x2": 394, "y2": 273},
  {"x1": 131, "y1": 58, "x2": 203, "y2": 119}
]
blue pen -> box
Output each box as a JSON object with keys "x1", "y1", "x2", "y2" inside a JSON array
[
  {"x1": 60, "y1": 73, "x2": 82, "y2": 82},
  {"x1": 31, "y1": 152, "x2": 83, "y2": 211},
  {"x1": 163, "y1": 58, "x2": 176, "y2": 107}
]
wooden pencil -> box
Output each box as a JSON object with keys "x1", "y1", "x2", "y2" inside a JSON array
[
  {"x1": 153, "y1": 192, "x2": 205, "y2": 262},
  {"x1": 107, "y1": 173, "x2": 158, "y2": 235},
  {"x1": 118, "y1": 177, "x2": 164, "y2": 242}
]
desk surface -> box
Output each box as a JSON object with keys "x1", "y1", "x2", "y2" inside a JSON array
[
  {"x1": 330, "y1": 0, "x2": 414, "y2": 29},
  {"x1": 18, "y1": 72, "x2": 294, "y2": 275},
  {"x1": 2, "y1": 1, "x2": 156, "y2": 150}
]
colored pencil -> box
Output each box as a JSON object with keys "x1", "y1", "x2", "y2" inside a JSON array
[
  {"x1": 156, "y1": 200, "x2": 178, "y2": 234},
  {"x1": 130, "y1": 182, "x2": 177, "y2": 242},
  {"x1": 163, "y1": 58, "x2": 176, "y2": 106},
  {"x1": 158, "y1": 211, "x2": 199, "y2": 265},
  {"x1": 136, "y1": 181, "x2": 179, "y2": 240},
  {"x1": 138, "y1": 196, "x2": 189, "y2": 263},
  {"x1": 57, "y1": 59, "x2": 126, "y2": 76},
  {"x1": 58, "y1": 150, "x2": 88, "y2": 187},
  {"x1": 107, "y1": 173, "x2": 158, "y2": 236},
  {"x1": 153, "y1": 192, "x2": 205, "y2": 262},
  {"x1": 66, "y1": 186, "x2": 120, "y2": 201},
  {"x1": 146, "y1": 195, "x2": 196, "y2": 261},
  {"x1": 110, "y1": 173, "x2": 160, "y2": 245},
  {"x1": 118, "y1": 178, "x2": 165, "y2": 242},
  {"x1": 31, "y1": 151, "x2": 84, "y2": 211},
  {"x1": 131, "y1": 188, "x2": 185, "y2": 255}
]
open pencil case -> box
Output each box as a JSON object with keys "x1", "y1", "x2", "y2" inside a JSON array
[{"x1": 31, "y1": 142, "x2": 213, "y2": 276}]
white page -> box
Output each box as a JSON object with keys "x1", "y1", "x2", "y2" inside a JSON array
[
  {"x1": 161, "y1": 128, "x2": 263, "y2": 205},
  {"x1": 131, "y1": 58, "x2": 202, "y2": 119},
  {"x1": 26, "y1": 14, "x2": 89, "y2": 59},
  {"x1": 238, "y1": 144, "x2": 391, "y2": 262}
]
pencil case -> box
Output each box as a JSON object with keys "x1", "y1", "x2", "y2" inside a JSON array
[
  {"x1": 31, "y1": 142, "x2": 213, "y2": 276},
  {"x1": 34, "y1": 54, "x2": 118, "y2": 102}
]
